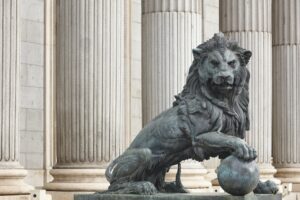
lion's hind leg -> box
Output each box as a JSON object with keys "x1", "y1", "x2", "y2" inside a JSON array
[
  {"x1": 161, "y1": 163, "x2": 187, "y2": 193},
  {"x1": 104, "y1": 148, "x2": 158, "y2": 194}
]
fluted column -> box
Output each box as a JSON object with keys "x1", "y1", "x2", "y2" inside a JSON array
[
  {"x1": 0, "y1": 0, "x2": 33, "y2": 195},
  {"x1": 273, "y1": 0, "x2": 300, "y2": 192},
  {"x1": 142, "y1": 0, "x2": 202, "y2": 123},
  {"x1": 142, "y1": 0, "x2": 211, "y2": 191},
  {"x1": 47, "y1": 0, "x2": 128, "y2": 191},
  {"x1": 220, "y1": 0, "x2": 279, "y2": 183}
]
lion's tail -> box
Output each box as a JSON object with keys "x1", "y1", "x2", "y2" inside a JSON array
[
  {"x1": 105, "y1": 159, "x2": 118, "y2": 183},
  {"x1": 105, "y1": 148, "x2": 153, "y2": 183}
]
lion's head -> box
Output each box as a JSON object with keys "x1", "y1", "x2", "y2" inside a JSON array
[
  {"x1": 175, "y1": 33, "x2": 252, "y2": 137},
  {"x1": 180, "y1": 33, "x2": 251, "y2": 100}
]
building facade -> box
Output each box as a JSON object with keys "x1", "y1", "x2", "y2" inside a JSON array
[{"x1": 0, "y1": 0, "x2": 299, "y2": 199}]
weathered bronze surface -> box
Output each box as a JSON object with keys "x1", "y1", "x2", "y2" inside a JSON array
[{"x1": 101, "y1": 33, "x2": 278, "y2": 196}]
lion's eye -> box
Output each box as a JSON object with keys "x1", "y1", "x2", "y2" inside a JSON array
[
  {"x1": 210, "y1": 60, "x2": 220, "y2": 66},
  {"x1": 228, "y1": 60, "x2": 236, "y2": 68}
]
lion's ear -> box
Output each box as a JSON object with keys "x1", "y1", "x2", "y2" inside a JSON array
[
  {"x1": 243, "y1": 50, "x2": 252, "y2": 65},
  {"x1": 192, "y1": 48, "x2": 202, "y2": 59}
]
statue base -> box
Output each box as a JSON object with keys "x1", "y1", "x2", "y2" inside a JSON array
[{"x1": 74, "y1": 192, "x2": 282, "y2": 200}]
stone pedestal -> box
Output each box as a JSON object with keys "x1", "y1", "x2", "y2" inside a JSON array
[
  {"x1": 220, "y1": 0, "x2": 278, "y2": 184},
  {"x1": 142, "y1": 0, "x2": 211, "y2": 190},
  {"x1": 272, "y1": 0, "x2": 300, "y2": 192},
  {"x1": 74, "y1": 193, "x2": 282, "y2": 200},
  {"x1": 46, "y1": 0, "x2": 128, "y2": 191},
  {"x1": 0, "y1": 0, "x2": 32, "y2": 195}
]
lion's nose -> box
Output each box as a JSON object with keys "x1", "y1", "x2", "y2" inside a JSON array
[{"x1": 214, "y1": 74, "x2": 234, "y2": 84}]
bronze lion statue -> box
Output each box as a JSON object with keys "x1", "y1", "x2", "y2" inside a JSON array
[{"x1": 103, "y1": 33, "x2": 278, "y2": 195}]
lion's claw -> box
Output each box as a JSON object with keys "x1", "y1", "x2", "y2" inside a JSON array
[{"x1": 233, "y1": 141, "x2": 257, "y2": 161}]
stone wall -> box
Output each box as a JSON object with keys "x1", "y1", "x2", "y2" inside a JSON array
[
  {"x1": 130, "y1": 0, "x2": 143, "y2": 140},
  {"x1": 19, "y1": 0, "x2": 45, "y2": 187}
]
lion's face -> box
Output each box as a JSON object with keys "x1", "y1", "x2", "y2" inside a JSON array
[
  {"x1": 198, "y1": 49, "x2": 247, "y2": 97},
  {"x1": 178, "y1": 33, "x2": 251, "y2": 107}
]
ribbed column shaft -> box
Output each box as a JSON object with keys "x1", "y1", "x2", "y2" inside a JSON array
[
  {"x1": 0, "y1": 0, "x2": 33, "y2": 194},
  {"x1": 225, "y1": 33, "x2": 272, "y2": 165},
  {"x1": 273, "y1": 46, "x2": 300, "y2": 167},
  {"x1": 142, "y1": 0, "x2": 212, "y2": 191},
  {"x1": 220, "y1": 0, "x2": 271, "y2": 32},
  {"x1": 47, "y1": 0, "x2": 128, "y2": 192},
  {"x1": 272, "y1": 0, "x2": 300, "y2": 191},
  {"x1": 47, "y1": 0, "x2": 132, "y2": 191},
  {"x1": 55, "y1": 0, "x2": 126, "y2": 168},
  {"x1": 142, "y1": 0, "x2": 202, "y2": 13},
  {"x1": 0, "y1": 0, "x2": 18, "y2": 166},
  {"x1": 272, "y1": 0, "x2": 300, "y2": 45},
  {"x1": 220, "y1": 0, "x2": 277, "y2": 181},
  {"x1": 142, "y1": 0, "x2": 202, "y2": 124}
]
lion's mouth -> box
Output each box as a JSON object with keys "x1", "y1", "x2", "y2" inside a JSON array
[{"x1": 212, "y1": 82, "x2": 233, "y2": 90}]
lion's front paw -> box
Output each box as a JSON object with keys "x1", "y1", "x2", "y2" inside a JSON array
[
  {"x1": 232, "y1": 140, "x2": 257, "y2": 161},
  {"x1": 254, "y1": 180, "x2": 278, "y2": 194}
]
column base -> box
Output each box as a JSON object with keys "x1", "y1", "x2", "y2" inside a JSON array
[
  {"x1": 165, "y1": 164, "x2": 212, "y2": 192},
  {"x1": 47, "y1": 191, "x2": 93, "y2": 200},
  {"x1": 0, "y1": 169, "x2": 33, "y2": 195},
  {"x1": 275, "y1": 168, "x2": 300, "y2": 192},
  {"x1": 259, "y1": 164, "x2": 281, "y2": 185},
  {"x1": 45, "y1": 169, "x2": 109, "y2": 191},
  {"x1": 0, "y1": 195, "x2": 31, "y2": 200}
]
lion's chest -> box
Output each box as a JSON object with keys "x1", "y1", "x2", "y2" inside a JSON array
[
  {"x1": 177, "y1": 97, "x2": 246, "y2": 138},
  {"x1": 179, "y1": 99, "x2": 223, "y2": 135},
  {"x1": 220, "y1": 110, "x2": 245, "y2": 138}
]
